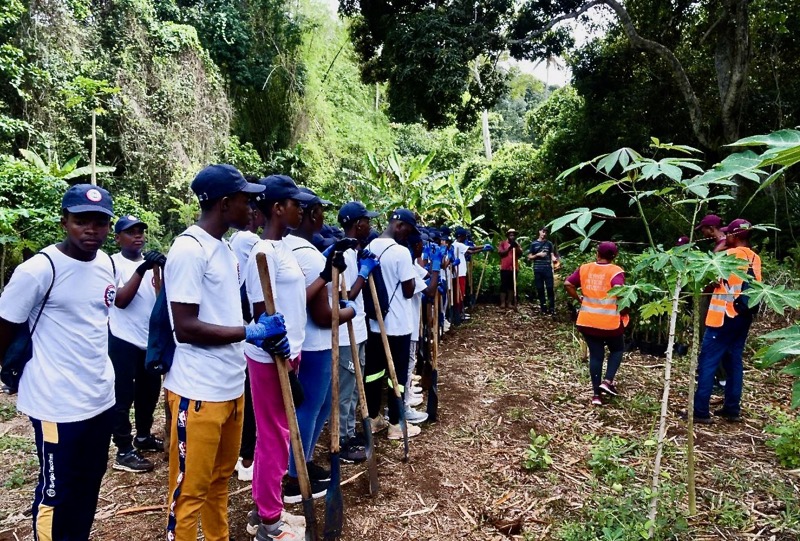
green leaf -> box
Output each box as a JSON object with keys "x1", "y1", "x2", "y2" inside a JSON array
[
  {"x1": 587, "y1": 220, "x2": 605, "y2": 237},
  {"x1": 592, "y1": 207, "x2": 616, "y2": 217},
  {"x1": 63, "y1": 165, "x2": 116, "y2": 179},
  {"x1": 18, "y1": 148, "x2": 47, "y2": 172},
  {"x1": 586, "y1": 179, "x2": 619, "y2": 195},
  {"x1": 793, "y1": 380, "x2": 800, "y2": 409},
  {"x1": 576, "y1": 211, "x2": 591, "y2": 230}
]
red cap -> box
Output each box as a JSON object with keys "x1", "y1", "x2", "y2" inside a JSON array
[
  {"x1": 721, "y1": 218, "x2": 752, "y2": 237},
  {"x1": 597, "y1": 241, "x2": 618, "y2": 258},
  {"x1": 694, "y1": 214, "x2": 723, "y2": 231}
]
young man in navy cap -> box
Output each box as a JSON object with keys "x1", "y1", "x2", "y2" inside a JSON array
[
  {"x1": 109, "y1": 216, "x2": 166, "y2": 473},
  {"x1": 527, "y1": 227, "x2": 559, "y2": 316},
  {"x1": 0, "y1": 184, "x2": 118, "y2": 540},
  {"x1": 163, "y1": 164, "x2": 288, "y2": 541},
  {"x1": 337, "y1": 201, "x2": 380, "y2": 462},
  {"x1": 365, "y1": 209, "x2": 421, "y2": 440}
]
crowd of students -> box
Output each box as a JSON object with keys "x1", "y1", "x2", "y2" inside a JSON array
[{"x1": 0, "y1": 164, "x2": 493, "y2": 541}]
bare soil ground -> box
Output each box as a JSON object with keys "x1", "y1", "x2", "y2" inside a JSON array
[{"x1": 1, "y1": 303, "x2": 798, "y2": 540}]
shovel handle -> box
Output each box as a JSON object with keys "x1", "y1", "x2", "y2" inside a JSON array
[
  {"x1": 340, "y1": 279, "x2": 369, "y2": 419},
  {"x1": 153, "y1": 265, "x2": 162, "y2": 295},
  {"x1": 255, "y1": 253, "x2": 315, "y2": 502},
  {"x1": 367, "y1": 275, "x2": 402, "y2": 399},
  {"x1": 331, "y1": 267, "x2": 341, "y2": 454}
]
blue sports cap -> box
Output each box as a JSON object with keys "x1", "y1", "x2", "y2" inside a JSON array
[
  {"x1": 62, "y1": 184, "x2": 114, "y2": 216},
  {"x1": 115, "y1": 215, "x2": 147, "y2": 233},
  {"x1": 338, "y1": 202, "x2": 380, "y2": 227},
  {"x1": 390, "y1": 208, "x2": 420, "y2": 234},
  {"x1": 255, "y1": 175, "x2": 316, "y2": 204},
  {"x1": 191, "y1": 164, "x2": 264, "y2": 202},
  {"x1": 298, "y1": 187, "x2": 332, "y2": 208}
]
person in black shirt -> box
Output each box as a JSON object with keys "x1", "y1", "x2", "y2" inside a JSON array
[{"x1": 527, "y1": 227, "x2": 559, "y2": 315}]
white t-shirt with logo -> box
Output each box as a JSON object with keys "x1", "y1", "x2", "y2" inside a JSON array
[
  {"x1": 0, "y1": 245, "x2": 117, "y2": 423},
  {"x1": 164, "y1": 225, "x2": 245, "y2": 402},
  {"x1": 410, "y1": 262, "x2": 428, "y2": 342},
  {"x1": 366, "y1": 237, "x2": 417, "y2": 336},
  {"x1": 244, "y1": 238, "x2": 307, "y2": 363},
  {"x1": 283, "y1": 234, "x2": 331, "y2": 352},
  {"x1": 453, "y1": 241, "x2": 469, "y2": 277},
  {"x1": 230, "y1": 230, "x2": 260, "y2": 286},
  {"x1": 338, "y1": 249, "x2": 367, "y2": 347},
  {"x1": 109, "y1": 253, "x2": 156, "y2": 350}
]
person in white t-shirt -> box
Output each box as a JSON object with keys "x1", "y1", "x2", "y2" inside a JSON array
[
  {"x1": 365, "y1": 209, "x2": 422, "y2": 440},
  {"x1": 108, "y1": 215, "x2": 166, "y2": 474},
  {"x1": 335, "y1": 201, "x2": 380, "y2": 463},
  {"x1": 452, "y1": 227, "x2": 486, "y2": 322},
  {"x1": 282, "y1": 186, "x2": 356, "y2": 505},
  {"x1": 0, "y1": 184, "x2": 117, "y2": 541},
  {"x1": 163, "y1": 165, "x2": 288, "y2": 541}
]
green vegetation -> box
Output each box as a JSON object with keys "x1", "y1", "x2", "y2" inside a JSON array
[
  {"x1": 522, "y1": 430, "x2": 553, "y2": 471},
  {"x1": 765, "y1": 408, "x2": 800, "y2": 468}
]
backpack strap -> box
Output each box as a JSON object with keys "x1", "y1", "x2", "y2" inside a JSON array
[{"x1": 30, "y1": 252, "x2": 55, "y2": 336}]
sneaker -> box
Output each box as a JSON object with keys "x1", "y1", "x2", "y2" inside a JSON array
[
  {"x1": 387, "y1": 422, "x2": 421, "y2": 440},
  {"x1": 255, "y1": 519, "x2": 305, "y2": 541},
  {"x1": 283, "y1": 476, "x2": 328, "y2": 504},
  {"x1": 407, "y1": 394, "x2": 423, "y2": 408},
  {"x1": 443, "y1": 320, "x2": 451, "y2": 332},
  {"x1": 306, "y1": 461, "x2": 330, "y2": 482},
  {"x1": 340, "y1": 440, "x2": 367, "y2": 464},
  {"x1": 404, "y1": 407, "x2": 429, "y2": 424},
  {"x1": 247, "y1": 508, "x2": 261, "y2": 536},
  {"x1": 599, "y1": 380, "x2": 618, "y2": 396},
  {"x1": 411, "y1": 374, "x2": 421, "y2": 383},
  {"x1": 113, "y1": 449, "x2": 155, "y2": 473},
  {"x1": 410, "y1": 384, "x2": 423, "y2": 394},
  {"x1": 249, "y1": 509, "x2": 305, "y2": 535},
  {"x1": 237, "y1": 459, "x2": 254, "y2": 482},
  {"x1": 678, "y1": 410, "x2": 713, "y2": 424},
  {"x1": 134, "y1": 434, "x2": 164, "y2": 453},
  {"x1": 463, "y1": 313, "x2": 471, "y2": 320},
  {"x1": 714, "y1": 408, "x2": 741, "y2": 422},
  {"x1": 591, "y1": 395, "x2": 603, "y2": 407},
  {"x1": 370, "y1": 415, "x2": 389, "y2": 434}
]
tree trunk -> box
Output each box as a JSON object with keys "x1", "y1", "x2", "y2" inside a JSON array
[
  {"x1": 686, "y1": 289, "x2": 702, "y2": 516},
  {"x1": 91, "y1": 110, "x2": 97, "y2": 185},
  {"x1": 481, "y1": 109, "x2": 492, "y2": 160}
]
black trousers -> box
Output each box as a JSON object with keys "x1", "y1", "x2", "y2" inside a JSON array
[
  {"x1": 534, "y1": 268, "x2": 555, "y2": 312},
  {"x1": 240, "y1": 366, "x2": 256, "y2": 461},
  {"x1": 31, "y1": 407, "x2": 113, "y2": 540},
  {"x1": 365, "y1": 331, "x2": 411, "y2": 424},
  {"x1": 108, "y1": 332, "x2": 162, "y2": 452}
]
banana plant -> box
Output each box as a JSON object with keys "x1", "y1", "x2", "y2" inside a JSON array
[{"x1": 18, "y1": 149, "x2": 115, "y2": 180}]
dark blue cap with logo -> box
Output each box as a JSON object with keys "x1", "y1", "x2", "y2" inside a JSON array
[
  {"x1": 115, "y1": 215, "x2": 147, "y2": 233},
  {"x1": 298, "y1": 187, "x2": 332, "y2": 208},
  {"x1": 255, "y1": 175, "x2": 316, "y2": 204},
  {"x1": 62, "y1": 184, "x2": 114, "y2": 216},
  {"x1": 338, "y1": 201, "x2": 379, "y2": 226},
  {"x1": 191, "y1": 164, "x2": 265, "y2": 202},
  {"x1": 390, "y1": 208, "x2": 420, "y2": 234},
  {"x1": 454, "y1": 226, "x2": 468, "y2": 237}
]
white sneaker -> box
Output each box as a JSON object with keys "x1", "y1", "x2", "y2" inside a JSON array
[
  {"x1": 412, "y1": 374, "x2": 421, "y2": 383},
  {"x1": 370, "y1": 415, "x2": 389, "y2": 433},
  {"x1": 410, "y1": 385, "x2": 423, "y2": 394},
  {"x1": 281, "y1": 510, "x2": 306, "y2": 528},
  {"x1": 404, "y1": 407, "x2": 428, "y2": 424},
  {"x1": 443, "y1": 320, "x2": 451, "y2": 332},
  {"x1": 255, "y1": 519, "x2": 305, "y2": 541},
  {"x1": 388, "y1": 422, "x2": 421, "y2": 439},
  {"x1": 234, "y1": 457, "x2": 243, "y2": 477},
  {"x1": 237, "y1": 460, "x2": 253, "y2": 482},
  {"x1": 407, "y1": 394, "x2": 423, "y2": 408}
]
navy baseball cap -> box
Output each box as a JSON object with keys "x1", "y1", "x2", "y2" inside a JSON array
[
  {"x1": 255, "y1": 175, "x2": 315, "y2": 204},
  {"x1": 298, "y1": 187, "x2": 332, "y2": 208},
  {"x1": 191, "y1": 164, "x2": 264, "y2": 202},
  {"x1": 115, "y1": 215, "x2": 147, "y2": 233},
  {"x1": 338, "y1": 201, "x2": 379, "y2": 226},
  {"x1": 62, "y1": 184, "x2": 114, "y2": 216},
  {"x1": 390, "y1": 208, "x2": 420, "y2": 234},
  {"x1": 454, "y1": 226, "x2": 468, "y2": 237}
]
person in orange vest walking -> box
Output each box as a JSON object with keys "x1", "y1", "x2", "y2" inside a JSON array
[
  {"x1": 691, "y1": 219, "x2": 761, "y2": 423},
  {"x1": 564, "y1": 242, "x2": 629, "y2": 406}
]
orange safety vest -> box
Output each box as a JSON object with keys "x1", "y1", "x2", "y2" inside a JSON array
[
  {"x1": 576, "y1": 262, "x2": 628, "y2": 330},
  {"x1": 705, "y1": 246, "x2": 762, "y2": 327}
]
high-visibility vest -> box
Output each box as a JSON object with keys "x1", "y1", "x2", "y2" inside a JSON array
[
  {"x1": 576, "y1": 262, "x2": 627, "y2": 330},
  {"x1": 705, "y1": 246, "x2": 762, "y2": 327}
]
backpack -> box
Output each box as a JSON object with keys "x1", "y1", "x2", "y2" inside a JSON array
[
  {"x1": 733, "y1": 259, "x2": 761, "y2": 318},
  {"x1": 363, "y1": 243, "x2": 401, "y2": 321},
  {"x1": 1, "y1": 252, "x2": 55, "y2": 394},
  {"x1": 145, "y1": 234, "x2": 202, "y2": 375}
]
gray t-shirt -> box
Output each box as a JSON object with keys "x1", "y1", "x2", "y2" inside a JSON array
[{"x1": 529, "y1": 240, "x2": 555, "y2": 271}]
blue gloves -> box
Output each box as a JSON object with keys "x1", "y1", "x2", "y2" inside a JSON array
[
  {"x1": 453, "y1": 258, "x2": 461, "y2": 267},
  {"x1": 262, "y1": 335, "x2": 290, "y2": 358},
  {"x1": 430, "y1": 246, "x2": 445, "y2": 272},
  {"x1": 245, "y1": 313, "x2": 287, "y2": 344},
  {"x1": 323, "y1": 237, "x2": 359, "y2": 257},
  {"x1": 437, "y1": 278, "x2": 447, "y2": 295},
  {"x1": 483, "y1": 243, "x2": 493, "y2": 252},
  {"x1": 359, "y1": 256, "x2": 380, "y2": 279},
  {"x1": 339, "y1": 299, "x2": 358, "y2": 315}
]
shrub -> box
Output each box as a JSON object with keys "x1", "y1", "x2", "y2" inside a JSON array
[
  {"x1": 523, "y1": 430, "x2": 553, "y2": 471},
  {"x1": 765, "y1": 408, "x2": 800, "y2": 469}
]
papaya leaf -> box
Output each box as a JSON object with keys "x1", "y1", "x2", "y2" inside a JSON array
[{"x1": 586, "y1": 179, "x2": 619, "y2": 195}]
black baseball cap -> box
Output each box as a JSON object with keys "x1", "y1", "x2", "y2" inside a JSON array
[
  {"x1": 298, "y1": 187, "x2": 332, "y2": 208},
  {"x1": 390, "y1": 208, "x2": 420, "y2": 234},
  {"x1": 115, "y1": 215, "x2": 147, "y2": 233},
  {"x1": 338, "y1": 201, "x2": 379, "y2": 226},
  {"x1": 190, "y1": 164, "x2": 265, "y2": 202},
  {"x1": 255, "y1": 175, "x2": 316, "y2": 204},
  {"x1": 62, "y1": 184, "x2": 114, "y2": 216}
]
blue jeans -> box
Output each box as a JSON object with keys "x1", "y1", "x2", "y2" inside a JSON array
[
  {"x1": 534, "y1": 268, "x2": 555, "y2": 313},
  {"x1": 288, "y1": 349, "x2": 332, "y2": 477},
  {"x1": 583, "y1": 333, "x2": 624, "y2": 395},
  {"x1": 694, "y1": 314, "x2": 752, "y2": 418}
]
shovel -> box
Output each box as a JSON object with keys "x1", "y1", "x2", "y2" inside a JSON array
[
  {"x1": 475, "y1": 251, "x2": 489, "y2": 301},
  {"x1": 255, "y1": 253, "x2": 317, "y2": 541},
  {"x1": 339, "y1": 278, "x2": 379, "y2": 495},
  {"x1": 324, "y1": 267, "x2": 344, "y2": 540},
  {"x1": 367, "y1": 275, "x2": 409, "y2": 462},
  {"x1": 425, "y1": 289, "x2": 439, "y2": 422}
]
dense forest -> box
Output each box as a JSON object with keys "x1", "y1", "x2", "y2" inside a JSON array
[{"x1": 1, "y1": 0, "x2": 800, "y2": 275}]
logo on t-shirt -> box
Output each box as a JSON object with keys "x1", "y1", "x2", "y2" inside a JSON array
[
  {"x1": 104, "y1": 284, "x2": 117, "y2": 307},
  {"x1": 86, "y1": 189, "x2": 103, "y2": 202}
]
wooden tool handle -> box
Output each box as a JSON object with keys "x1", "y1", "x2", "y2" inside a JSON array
[
  {"x1": 153, "y1": 265, "x2": 162, "y2": 295},
  {"x1": 432, "y1": 289, "x2": 439, "y2": 371},
  {"x1": 367, "y1": 275, "x2": 402, "y2": 399},
  {"x1": 330, "y1": 267, "x2": 341, "y2": 454},
  {"x1": 340, "y1": 279, "x2": 369, "y2": 420}
]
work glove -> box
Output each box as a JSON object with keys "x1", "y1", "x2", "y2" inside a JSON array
[
  {"x1": 453, "y1": 258, "x2": 461, "y2": 267},
  {"x1": 322, "y1": 237, "x2": 359, "y2": 257},
  {"x1": 358, "y1": 248, "x2": 375, "y2": 261},
  {"x1": 244, "y1": 313, "x2": 287, "y2": 344},
  {"x1": 430, "y1": 246, "x2": 445, "y2": 272},
  {"x1": 437, "y1": 278, "x2": 447, "y2": 295},
  {"x1": 339, "y1": 299, "x2": 358, "y2": 316},
  {"x1": 262, "y1": 335, "x2": 291, "y2": 358},
  {"x1": 136, "y1": 250, "x2": 166, "y2": 276},
  {"x1": 320, "y1": 249, "x2": 347, "y2": 283},
  {"x1": 483, "y1": 244, "x2": 493, "y2": 252},
  {"x1": 358, "y1": 257, "x2": 379, "y2": 279}
]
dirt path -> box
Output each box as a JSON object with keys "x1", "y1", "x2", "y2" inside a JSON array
[{"x1": 1, "y1": 304, "x2": 798, "y2": 540}]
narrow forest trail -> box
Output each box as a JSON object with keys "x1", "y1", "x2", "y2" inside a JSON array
[{"x1": 1, "y1": 303, "x2": 798, "y2": 540}]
